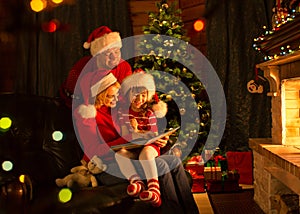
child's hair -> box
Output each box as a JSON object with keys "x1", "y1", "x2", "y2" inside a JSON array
[{"x1": 94, "y1": 81, "x2": 120, "y2": 109}]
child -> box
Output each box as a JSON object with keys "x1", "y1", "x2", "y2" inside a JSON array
[{"x1": 115, "y1": 72, "x2": 167, "y2": 207}]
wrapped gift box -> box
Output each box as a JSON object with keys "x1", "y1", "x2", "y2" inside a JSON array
[
  {"x1": 226, "y1": 151, "x2": 253, "y2": 184},
  {"x1": 204, "y1": 166, "x2": 222, "y2": 180},
  {"x1": 206, "y1": 171, "x2": 240, "y2": 193},
  {"x1": 185, "y1": 164, "x2": 204, "y2": 177},
  {"x1": 191, "y1": 175, "x2": 205, "y2": 193},
  {"x1": 184, "y1": 158, "x2": 205, "y2": 193}
]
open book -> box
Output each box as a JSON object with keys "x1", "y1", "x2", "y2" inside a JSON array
[{"x1": 111, "y1": 126, "x2": 180, "y2": 151}]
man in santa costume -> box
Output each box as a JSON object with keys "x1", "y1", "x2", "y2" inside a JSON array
[{"x1": 59, "y1": 25, "x2": 132, "y2": 108}]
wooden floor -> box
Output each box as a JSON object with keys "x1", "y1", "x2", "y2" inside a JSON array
[
  {"x1": 193, "y1": 192, "x2": 214, "y2": 214},
  {"x1": 193, "y1": 184, "x2": 254, "y2": 214}
]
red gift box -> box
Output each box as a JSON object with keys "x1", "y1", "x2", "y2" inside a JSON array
[
  {"x1": 185, "y1": 164, "x2": 204, "y2": 178},
  {"x1": 191, "y1": 175, "x2": 205, "y2": 193},
  {"x1": 184, "y1": 155, "x2": 204, "y2": 178},
  {"x1": 226, "y1": 151, "x2": 253, "y2": 185}
]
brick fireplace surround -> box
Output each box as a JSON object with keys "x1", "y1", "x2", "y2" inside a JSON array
[{"x1": 249, "y1": 50, "x2": 300, "y2": 213}]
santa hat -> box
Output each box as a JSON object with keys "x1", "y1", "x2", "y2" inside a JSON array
[
  {"x1": 120, "y1": 73, "x2": 167, "y2": 118},
  {"x1": 83, "y1": 26, "x2": 122, "y2": 56},
  {"x1": 78, "y1": 72, "x2": 117, "y2": 118}
]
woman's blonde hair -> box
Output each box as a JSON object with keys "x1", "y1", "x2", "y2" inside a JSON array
[{"x1": 94, "y1": 81, "x2": 120, "y2": 109}]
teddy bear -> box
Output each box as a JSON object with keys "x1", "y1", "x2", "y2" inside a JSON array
[{"x1": 55, "y1": 155, "x2": 107, "y2": 188}]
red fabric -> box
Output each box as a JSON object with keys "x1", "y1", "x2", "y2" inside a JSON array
[
  {"x1": 109, "y1": 59, "x2": 132, "y2": 84},
  {"x1": 119, "y1": 107, "x2": 160, "y2": 155},
  {"x1": 74, "y1": 105, "x2": 131, "y2": 163},
  {"x1": 120, "y1": 108, "x2": 158, "y2": 133},
  {"x1": 60, "y1": 57, "x2": 132, "y2": 108},
  {"x1": 191, "y1": 175, "x2": 205, "y2": 193},
  {"x1": 95, "y1": 106, "x2": 129, "y2": 148},
  {"x1": 226, "y1": 151, "x2": 253, "y2": 185},
  {"x1": 85, "y1": 26, "x2": 112, "y2": 44},
  {"x1": 59, "y1": 56, "x2": 92, "y2": 108}
]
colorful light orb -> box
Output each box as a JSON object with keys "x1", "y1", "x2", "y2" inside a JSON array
[
  {"x1": 0, "y1": 117, "x2": 12, "y2": 130},
  {"x1": 19, "y1": 174, "x2": 25, "y2": 183},
  {"x1": 193, "y1": 19, "x2": 205, "y2": 32},
  {"x1": 52, "y1": 0, "x2": 63, "y2": 4},
  {"x1": 2, "y1": 160, "x2": 13, "y2": 171},
  {"x1": 42, "y1": 20, "x2": 59, "y2": 33},
  {"x1": 52, "y1": 130, "x2": 63, "y2": 141},
  {"x1": 58, "y1": 188, "x2": 72, "y2": 203},
  {"x1": 30, "y1": 0, "x2": 47, "y2": 12}
]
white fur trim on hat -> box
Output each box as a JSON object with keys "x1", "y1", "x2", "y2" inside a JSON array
[
  {"x1": 90, "y1": 73, "x2": 117, "y2": 98},
  {"x1": 152, "y1": 100, "x2": 168, "y2": 118},
  {"x1": 90, "y1": 32, "x2": 122, "y2": 56},
  {"x1": 78, "y1": 104, "x2": 97, "y2": 119}
]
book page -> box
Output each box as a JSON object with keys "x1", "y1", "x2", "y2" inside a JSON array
[{"x1": 111, "y1": 126, "x2": 180, "y2": 151}]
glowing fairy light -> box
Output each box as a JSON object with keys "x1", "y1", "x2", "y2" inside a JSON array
[
  {"x1": 52, "y1": 0, "x2": 63, "y2": 4},
  {"x1": 19, "y1": 174, "x2": 25, "y2": 183},
  {"x1": 52, "y1": 131, "x2": 63, "y2": 141},
  {"x1": 30, "y1": 0, "x2": 47, "y2": 12},
  {"x1": 193, "y1": 19, "x2": 204, "y2": 32},
  {"x1": 58, "y1": 188, "x2": 72, "y2": 203},
  {"x1": 2, "y1": 160, "x2": 13, "y2": 171},
  {"x1": 0, "y1": 117, "x2": 12, "y2": 130}
]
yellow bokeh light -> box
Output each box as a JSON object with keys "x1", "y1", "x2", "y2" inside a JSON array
[
  {"x1": 30, "y1": 0, "x2": 47, "y2": 12},
  {"x1": 0, "y1": 117, "x2": 12, "y2": 130},
  {"x1": 52, "y1": 131, "x2": 63, "y2": 141},
  {"x1": 19, "y1": 174, "x2": 25, "y2": 183},
  {"x1": 58, "y1": 188, "x2": 72, "y2": 203},
  {"x1": 2, "y1": 160, "x2": 13, "y2": 171},
  {"x1": 52, "y1": 0, "x2": 63, "y2": 4}
]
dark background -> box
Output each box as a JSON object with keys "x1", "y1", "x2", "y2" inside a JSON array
[{"x1": 0, "y1": 0, "x2": 275, "y2": 151}]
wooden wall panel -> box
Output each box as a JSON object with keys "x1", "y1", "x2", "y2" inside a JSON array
[
  {"x1": 180, "y1": 0, "x2": 205, "y2": 9},
  {"x1": 181, "y1": 4, "x2": 206, "y2": 22},
  {"x1": 179, "y1": 0, "x2": 206, "y2": 55}
]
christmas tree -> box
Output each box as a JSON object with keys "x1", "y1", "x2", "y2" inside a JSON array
[{"x1": 134, "y1": 0, "x2": 211, "y2": 160}]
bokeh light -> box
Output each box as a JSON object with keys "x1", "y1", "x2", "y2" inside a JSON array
[
  {"x1": 19, "y1": 174, "x2": 25, "y2": 183},
  {"x1": 193, "y1": 19, "x2": 205, "y2": 32},
  {"x1": 52, "y1": 130, "x2": 63, "y2": 141},
  {"x1": 52, "y1": 0, "x2": 63, "y2": 4},
  {"x1": 2, "y1": 160, "x2": 13, "y2": 171},
  {"x1": 42, "y1": 20, "x2": 59, "y2": 33},
  {"x1": 0, "y1": 117, "x2": 12, "y2": 130},
  {"x1": 58, "y1": 188, "x2": 72, "y2": 203},
  {"x1": 30, "y1": 0, "x2": 47, "y2": 12}
]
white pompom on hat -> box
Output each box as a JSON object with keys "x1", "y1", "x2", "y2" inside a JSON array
[{"x1": 83, "y1": 26, "x2": 122, "y2": 56}]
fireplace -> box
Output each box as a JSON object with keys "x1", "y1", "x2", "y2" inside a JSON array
[{"x1": 249, "y1": 50, "x2": 300, "y2": 213}]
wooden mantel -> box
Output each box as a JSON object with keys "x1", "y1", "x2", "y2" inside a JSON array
[{"x1": 256, "y1": 50, "x2": 300, "y2": 96}]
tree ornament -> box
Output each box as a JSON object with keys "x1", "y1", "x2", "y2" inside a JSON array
[
  {"x1": 180, "y1": 108, "x2": 186, "y2": 115},
  {"x1": 162, "y1": 3, "x2": 169, "y2": 9}
]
